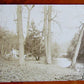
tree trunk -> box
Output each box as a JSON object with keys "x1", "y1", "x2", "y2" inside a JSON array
[
  {"x1": 43, "y1": 6, "x2": 48, "y2": 63},
  {"x1": 71, "y1": 24, "x2": 84, "y2": 68},
  {"x1": 47, "y1": 6, "x2": 52, "y2": 64},
  {"x1": 17, "y1": 5, "x2": 25, "y2": 65},
  {"x1": 25, "y1": 5, "x2": 35, "y2": 39},
  {"x1": 26, "y1": 9, "x2": 30, "y2": 39},
  {"x1": 1, "y1": 43, "x2": 4, "y2": 56}
]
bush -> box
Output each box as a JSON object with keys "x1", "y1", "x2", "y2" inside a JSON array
[
  {"x1": 24, "y1": 21, "x2": 45, "y2": 61},
  {"x1": 0, "y1": 27, "x2": 18, "y2": 58}
]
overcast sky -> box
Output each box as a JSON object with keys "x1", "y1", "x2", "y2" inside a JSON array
[{"x1": 0, "y1": 5, "x2": 84, "y2": 52}]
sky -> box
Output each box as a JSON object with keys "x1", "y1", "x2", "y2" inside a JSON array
[{"x1": 0, "y1": 5, "x2": 84, "y2": 53}]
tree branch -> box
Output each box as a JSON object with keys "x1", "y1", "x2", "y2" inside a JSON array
[
  {"x1": 25, "y1": 5, "x2": 29, "y2": 10},
  {"x1": 53, "y1": 20, "x2": 62, "y2": 31},
  {"x1": 51, "y1": 12, "x2": 57, "y2": 21},
  {"x1": 25, "y1": 5, "x2": 35, "y2": 11},
  {"x1": 30, "y1": 5, "x2": 35, "y2": 10}
]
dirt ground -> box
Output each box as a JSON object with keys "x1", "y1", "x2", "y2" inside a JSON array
[{"x1": 0, "y1": 56, "x2": 84, "y2": 82}]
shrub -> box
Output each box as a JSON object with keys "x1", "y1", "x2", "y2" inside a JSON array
[{"x1": 24, "y1": 21, "x2": 45, "y2": 61}]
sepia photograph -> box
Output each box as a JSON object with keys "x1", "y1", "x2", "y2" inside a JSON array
[{"x1": 0, "y1": 5, "x2": 84, "y2": 82}]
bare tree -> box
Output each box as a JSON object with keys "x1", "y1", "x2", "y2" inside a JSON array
[
  {"x1": 71, "y1": 23, "x2": 84, "y2": 68},
  {"x1": 47, "y1": 6, "x2": 52, "y2": 64},
  {"x1": 43, "y1": 6, "x2": 48, "y2": 63},
  {"x1": 25, "y1": 5, "x2": 35, "y2": 39},
  {"x1": 17, "y1": 5, "x2": 25, "y2": 65}
]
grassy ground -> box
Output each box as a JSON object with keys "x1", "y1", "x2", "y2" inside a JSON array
[{"x1": 0, "y1": 56, "x2": 84, "y2": 82}]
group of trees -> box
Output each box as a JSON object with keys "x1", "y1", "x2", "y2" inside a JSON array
[
  {"x1": 67, "y1": 24, "x2": 84, "y2": 68},
  {"x1": 0, "y1": 27, "x2": 18, "y2": 57},
  {"x1": 79, "y1": 26, "x2": 84, "y2": 59},
  {"x1": 67, "y1": 31, "x2": 80, "y2": 59},
  {"x1": 16, "y1": 5, "x2": 53, "y2": 65},
  {"x1": 0, "y1": 5, "x2": 84, "y2": 69}
]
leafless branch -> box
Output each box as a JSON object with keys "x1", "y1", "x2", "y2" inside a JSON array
[
  {"x1": 51, "y1": 12, "x2": 57, "y2": 21},
  {"x1": 24, "y1": 5, "x2": 35, "y2": 11},
  {"x1": 30, "y1": 5, "x2": 35, "y2": 10},
  {"x1": 25, "y1": 5, "x2": 29, "y2": 10},
  {"x1": 53, "y1": 20, "x2": 62, "y2": 31}
]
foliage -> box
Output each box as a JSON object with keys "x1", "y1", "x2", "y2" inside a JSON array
[
  {"x1": 51, "y1": 42, "x2": 60, "y2": 58},
  {"x1": 78, "y1": 31, "x2": 84, "y2": 59},
  {"x1": 24, "y1": 21, "x2": 45, "y2": 60},
  {"x1": 0, "y1": 27, "x2": 18, "y2": 58},
  {"x1": 67, "y1": 32, "x2": 80, "y2": 59}
]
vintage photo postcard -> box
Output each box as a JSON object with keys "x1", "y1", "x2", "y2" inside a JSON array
[{"x1": 0, "y1": 5, "x2": 84, "y2": 82}]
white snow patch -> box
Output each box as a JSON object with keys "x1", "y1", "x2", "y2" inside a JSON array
[{"x1": 55, "y1": 58, "x2": 71, "y2": 68}]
